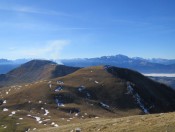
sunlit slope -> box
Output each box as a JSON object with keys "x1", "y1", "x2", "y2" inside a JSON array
[
  {"x1": 38, "y1": 112, "x2": 175, "y2": 132},
  {"x1": 0, "y1": 65, "x2": 175, "y2": 131}
]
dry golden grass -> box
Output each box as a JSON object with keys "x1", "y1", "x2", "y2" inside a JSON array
[{"x1": 37, "y1": 112, "x2": 175, "y2": 132}]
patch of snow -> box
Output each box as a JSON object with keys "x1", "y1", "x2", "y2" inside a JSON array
[
  {"x1": 77, "y1": 86, "x2": 91, "y2": 99},
  {"x1": 55, "y1": 99, "x2": 65, "y2": 107},
  {"x1": 54, "y1": 124, "x2": 59, "y2": 127},
  {"x1": 57, "y1": 81, "x2": 64, "y2": 85},
  {"x1": 25, "y1": 128, "x2": 30, "y2": 132},
  {"x1": 86, "y1": 93, "x2": 91, "y2": 98},
  {"x1": 9, "y1": 111, "x2": 16, "y2": 116},
  {"x1": 44, "y1": 109, "x2": 49, "y2": 116},
  {"x1": 78, "y1": 86, "x2": 85, "y2": 92},
  {"x1": 55, "y1": 86, "x2": 63, "y2": 92},
  {"x1": 3, "y1": 108, "x2": 8, "y2": 111},
  {"x1": 100, "y1": 102, "x2": 109, "y2": 108},
  {"x1": 51, "y1": 122, "x2": 55, "y2": 125},
  {"x1": 19, "y1": 118, "x2": 23, "y2": 120},
  {"x1": 51, "y1": 122, "x2": 59, "y2": 127},
  {"x1": 57, "y1": 103, "x2": 65, "y2": 107},
  {"x1": 38, "y1": 101, "x2": 42, "y2": 104},
  {"x1": 38, "y1": 121, "x2": 42, "y2": 124},
  {"x1": 127, "y1": 82, "x2": 149, "y2": 114},
  {"x1": 75, "y1": 113, "x2": 79, "y2": 116},
  {"x1": 27, "y1": 114, "x2": 42, "y2": 124},
  {"x1": 3, "y1": 100, "x2": 6, "y2": 104},
  {"x1": 95, "y1": 81, "x2": 99, "y2": 84},
  {"x1": 34, "y1": 116, "x2": 40, "y2": 122},
  {"x1": 6, "y1": 92, "x2": 8, "y2": 95},
  {"x1": 49, "y1": 84, "x2": 52, "y2": 88}
]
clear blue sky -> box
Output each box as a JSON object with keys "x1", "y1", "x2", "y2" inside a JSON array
[{"x1": 0, "y1": 0, "x2": 175, "y2": 60}]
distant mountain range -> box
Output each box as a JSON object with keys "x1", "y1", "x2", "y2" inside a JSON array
[
  {"x1": 0, "y1": 59, "x2": 31, "y2": 74},
  {"x1": 0, "y1": 59, "x2": 30, "y2": 64},
  {"x1": 1, "y1": 55, "x2": 175, "y2": 74},
  {"x1": 61, "y1": 54, "x2": 175, "y2": 73}
]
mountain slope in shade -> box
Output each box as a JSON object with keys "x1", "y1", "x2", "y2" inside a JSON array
[
  {"x1": 0, "y1": 60, "x2": 80, "y2": 87},
  {"x1": 0, "y1": 66, "x2": 175, "y2": 131},
  {"x1": 106, "y1": 66, "x2": 175, "y2": 113}
]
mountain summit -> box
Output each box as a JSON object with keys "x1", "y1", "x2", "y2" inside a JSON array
[{"x1": 0, "y1": 60, "x2": 79, "y2": 87}]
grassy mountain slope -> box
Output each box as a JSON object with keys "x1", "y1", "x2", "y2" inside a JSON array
[{"x1": 0, "y1": 65, "x2": 175, "y2": 131}]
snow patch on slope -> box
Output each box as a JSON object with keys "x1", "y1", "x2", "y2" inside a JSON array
[{"x1": 127, "y1": 82, "x2": 149, "y2": 114}]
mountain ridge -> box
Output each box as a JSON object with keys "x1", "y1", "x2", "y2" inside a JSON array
[
  {"x1": 0, "y1": 60, "x2": 80, "y2": 88},
  {"x1": 61, "y1": 54, "x2": 175, "y2": 73},
  {"x1": 1, "y1": 55, "x2": 175, "y2": 74}
]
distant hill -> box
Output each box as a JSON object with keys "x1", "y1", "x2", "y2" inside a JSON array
[
  {"x1": 0, "y1": 60, "x2": 80, "y2": 87},
  {"x1": 0, "y1": 59, "x2": 30, "y2": 74},
  {"x1": 61, "y1": 54, "x2": 175, "y2": 73},
  {"x1": 0, "y1": 64, "x2": 19, "y2": 74}
]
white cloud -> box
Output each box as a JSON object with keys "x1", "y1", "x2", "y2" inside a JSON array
[
  {"x1": 9, "y1": 40, "x2": 70, "y2": 60},
  {"x1": 0, "y1": 5, "x2": 72, "y2": 17}
]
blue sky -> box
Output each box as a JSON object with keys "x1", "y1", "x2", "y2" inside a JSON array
[{"x1": 0, "y1": 0, "x2": 175, "y2": 60}]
